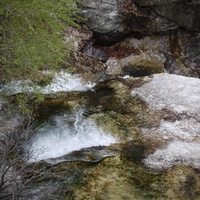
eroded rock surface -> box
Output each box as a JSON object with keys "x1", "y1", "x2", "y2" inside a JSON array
[{"x1": 77, "y1": 0, "x2": 177, "y2": 44}]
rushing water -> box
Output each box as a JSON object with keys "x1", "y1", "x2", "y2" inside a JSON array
[
  {"x1": 0, "y1": 71, "x2": 95, "y2": 94},
  {"x1": 132, "y1": 73, "x2": 200, "y2": 169},
  {"x1": 27, "y1": 109, "x2": 118, "y2": 163},
  {"x1": 3, "y1": 72, "x2": 200, "y2": 199},
  {"x1": 144, "y1": 140, "x2": 200, "y2": 169}
]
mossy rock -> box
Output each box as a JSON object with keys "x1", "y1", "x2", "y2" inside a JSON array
[
  {"x1": 122, "y1": 57, "x2": 164, "y2": 77},
  {"x1": 163, "y1": 165, "x2": 200, "y2": 200},
  {"x1": 89, "y1": 112, "x2": 140, "y2": 141},
  {"x1": 72, "y1": 156, "x2": 168, "y2": 200}
]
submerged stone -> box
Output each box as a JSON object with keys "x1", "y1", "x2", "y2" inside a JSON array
[{"x1": 121, "y1": 140, "x2": 147, "y2": 163}]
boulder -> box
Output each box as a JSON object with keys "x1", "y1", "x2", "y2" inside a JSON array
[
  {"x1": 103, "y1": 32, "x2": 199, "y2": 78},
  {"x1": 77, "y1": 0, "x2": 176, "y2": 44},
  {"x1": 106, "y1": 53, "x2": 165, "y2": 77}
]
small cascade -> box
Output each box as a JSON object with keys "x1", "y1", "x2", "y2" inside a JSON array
[
  {"x1": 74, "y1": 108, "x2": 85, "y2": 138},
  {"x1": 1, "y1": 71, "x2": 95, "y2": 94},
  {"x1": 26, "y1": 108, "x2": 118, "y2": 163}
]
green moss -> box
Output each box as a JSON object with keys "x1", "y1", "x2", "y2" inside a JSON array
[
  {"x1": 71, "y1": 156, "x2": 169, "y2": 200},
  {"x1": 89, "y1": 112, "x2": 140, "y2": 141},
  {"x1": 123, "y1": 59, "x2": 164, "y2": 77}
]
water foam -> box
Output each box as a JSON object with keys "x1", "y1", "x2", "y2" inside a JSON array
[
  {"x1": 131, "y1": 73, "x2": 200, "y2": 116},
  {"x1": 142, "y1": 118, "x2": 200, "y2": 142},
  {"x1": 41, "y1": 71, "x2": 95, "y2": 94},
  {"x1": 131, "y1": 73, "x2": 200, "y2": 169},
  {"x1": 27, "y1": 109, "x2": 118, "y2": 162},
  {"x1": 1, "y1": 71, "x2": 95, "y2": 94},
  {"x1": 144, "y1": 141, "x2": 200, "y2": 169}
]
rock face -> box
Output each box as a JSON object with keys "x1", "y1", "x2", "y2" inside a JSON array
[
  {"x1": 76, "y1": 0, "x2": 199, "y2": 77},
  {"x1": 106, "y1": 51, "x2": 165, "y2": 77},
  {"x1": 135, "y1": 0, "x2": 200, "y2": 32},
  {"x1": 152, "y1": 1, "x2": 200, "y2": 31},
  {"x1": 77, "y1": 0, "x2": 176, "y2": 44},
  {"x1": 77, "y1": 0, "x2": 200, "y2": 44}
]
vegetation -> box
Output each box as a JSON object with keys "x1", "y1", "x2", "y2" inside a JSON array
[
  {"x1": 0, "y1": 118, "x2": 70, "y2": 199},
  {"x1": 0, "y1": 0, "x2": 80, "y2": 82},
  {"x1": 0, "y1": 2, "x2": 81, "y2": 197},
  {"x1": 0, "y1": 120, "x2": 44, "y2": 199}
]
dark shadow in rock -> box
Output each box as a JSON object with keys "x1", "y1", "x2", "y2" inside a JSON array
[
  {"x1": 93, "y1": 31, "x2": 127, "y2": 46},
  {"x1": 121, "y1": 140, "x2": 147, "y2": 163},
  {"x1": 122, "y1": 65, "x2": 162, "y2": 77}
]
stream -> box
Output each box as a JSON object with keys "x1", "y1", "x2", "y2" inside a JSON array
[
  {"x1": 1, "y1": 71, "x2": 200, "y2": 199},
  {"x1": 27, "y1": 108, "x2": 118, "y2": 163}
]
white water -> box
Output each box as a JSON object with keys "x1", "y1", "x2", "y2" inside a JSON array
[
  {"x1": 143, "y1": 118, "x2": 200, "y2": 169},
  {"x1": 1, "y1": 71, "x2": 95, "y2": 94},
  {"x1": 27, "y1": 109, "x2": 118, "y2": 162},
  {"x1": 142, "y1": 118, "x2": 200, "y2": 142},
  {"x1": 131, "y1": 73, "x2": 200, "y2": 169},
  {"x1": 41, "y1": 71, "x2": 95, "y2": 94},
  {"x1": 131, "y1": 73, "x2": 200, "y2": 116},
  {"x1": 144, "y1": 141, "x2": 200, "y2": 169}
]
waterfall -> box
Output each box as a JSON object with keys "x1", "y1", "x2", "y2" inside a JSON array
[{"x1": 26, "y1": 109, "x2": 118, "y2": 163}]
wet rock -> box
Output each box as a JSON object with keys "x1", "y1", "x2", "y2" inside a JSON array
[
  {"x1": 44, "y1": 145, "x2": 120, "y2": 165},
  {"x1": 73, "y1": 155, "x2": 168, "y2": 200},
  {"x1": 87, "y1": 73, "x2": 200, "y2": 170},
  {"x1": 89, "y1": 77, "x2": 161, "y2": 141},
  {"x1": 82, "y1": 42, "x2": 109, "y2": 62},
  {"x1": 106, "y1": 52, "x2": 165, "y2": 77},
  {"x1": 121, "y1": 140, "x2": 147, "y2": 163},
  {"x1": 121, "y1": 55, "x2": 164, "y2": 77},
  {"x1": 104, "y1": 36, "x2": 167, "y2": 77}
]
